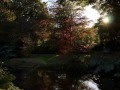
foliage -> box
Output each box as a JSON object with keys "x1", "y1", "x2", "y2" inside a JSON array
[
  {"x1": 0, "y1": 0, "x2": 53, "y2": 56},
  {"x1": 33, "y1": 39, "x2": 59, "y2": 54},
  {"x1": 13, "y1": 0, "x2": 53, "y2": 56},
  {"x1": 0, "y1": 0, "x2": 100, "y2": 54},
  {"x1": 52, "y1": 0, "x2": 99, "y2": 54},
  {"x1": 102, "y1": 0, "x2": 120, "y2": 50},
  {"x1": 74, "y1": 27, "x2": 100, "y2": 53},
  {"x1": 88, "y1": 0, "x2": 120, "y2": 50},
  {"x1": 0, "y1": 67, "x2": 22, "y2": 90}
]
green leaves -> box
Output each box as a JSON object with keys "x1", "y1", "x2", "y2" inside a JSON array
[{"x1": 0, "y1": 67, "x2": 18, "y2": 89}]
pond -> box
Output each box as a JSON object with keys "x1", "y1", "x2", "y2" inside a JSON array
[
  {"x1": 7, "y1": 53, "x2": 120, "y2": 90},
  {"x1": 12, "y1": 67, "x2": 101, "y2": 90}
]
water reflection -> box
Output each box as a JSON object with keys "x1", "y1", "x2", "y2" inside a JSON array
[
  {"x1": 23, "y1": 69, "x2": 100, "y2": 90},
  {"x1": 78, "y1": 80, "x2": 99, "y2": 90}
]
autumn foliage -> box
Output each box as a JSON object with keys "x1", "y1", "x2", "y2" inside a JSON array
[{"x1": 53, "y1": 1, "x2": 99, "y2": 54}]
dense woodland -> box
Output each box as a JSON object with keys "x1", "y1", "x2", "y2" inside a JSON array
[{"x1": 0, "y1": 0, "x2": 120, "y2": 90}]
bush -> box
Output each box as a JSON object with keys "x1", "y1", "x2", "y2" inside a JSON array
[
  {"x1": 32, "y1": 39, "x2": 59, "y2": 54},
  {"x1": 0, "y1": 67, "x2": 22, "y2": 90}
]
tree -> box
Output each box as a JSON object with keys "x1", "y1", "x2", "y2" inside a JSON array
[
  {"x1": 52, "y1": 0, "x2": 99, "y2": 54},
  {"x1": 0, "y1": 0, "x2": 53, "y2": 56},
  {"x1": 0, "y1": 67, "x2": 21, "y2": 90},
  {"x1": 0, "y1": 0, "x2": 16, "y2": 43},
  {"x1": 12, "y1": 0, "x2": 52, "y2": 56},
  {"x1": 87, "y1": 0, "x2": 120, "y2": 50}
]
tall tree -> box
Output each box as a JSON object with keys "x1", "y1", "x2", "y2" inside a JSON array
[
  {"x1": 53, "y1": 0, "x2": 99, "y2": 54},
  {"x1": 88, "y1": 0, "x2": 120, "y2": 50},
  {"x1": 12, "y1": 0, "x2": 51, "y2": 42},
  {"x1": 0, "y1": 0, "x2": 53, "y2": 56},
  {"x1": 0, "y1": 0, "x2": 16, "y2": 43}
]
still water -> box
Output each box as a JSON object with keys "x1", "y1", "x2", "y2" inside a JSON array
[{"x1": 17, "y1": 69, "x2": 100, "y2": 90}]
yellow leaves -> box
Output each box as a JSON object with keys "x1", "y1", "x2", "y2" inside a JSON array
[
  {"x1": 6, "y1": 11, "x2": 16, "y2": 21},
  {"x1": 73, "y1": 27, "x2": 100, "y2": 52},
  {"x1": 0, "y1": 5, "x2": 16, "y2": 22},
  {"x1": 3, "y1": 0, "x2": 10, "y2": 3}
]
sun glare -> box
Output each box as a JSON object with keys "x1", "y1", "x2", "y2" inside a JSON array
[
  {"x1": 103, "y1": 17, "x2": 109, "y2": 24},
  {"x1": 42, "y1": 0, "x2": 101, "y2": 28},
  {"x1": 83, "y1": 5, "x2": 100, "y2": 27}
]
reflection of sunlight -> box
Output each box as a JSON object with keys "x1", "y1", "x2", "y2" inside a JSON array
[
  {"x1": 79, "y1": 80, "x2": 100, "y2": 90},
  {"x1": 84, "y1": 5, "x2": 100, "y2": 27}
]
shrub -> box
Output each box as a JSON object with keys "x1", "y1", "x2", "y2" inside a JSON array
[{"x1": 0, "y1": 67, "x2": 22, "y2": 90}]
